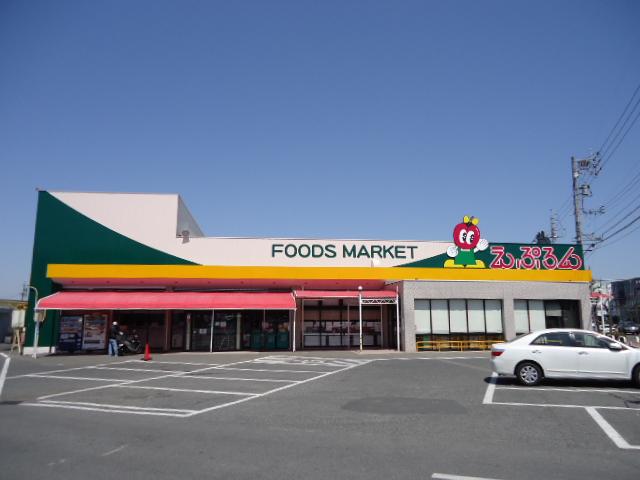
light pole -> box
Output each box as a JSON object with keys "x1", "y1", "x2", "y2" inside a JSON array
[
  {"x1": 358, "y1": 286, "x2": 363, "y2": 352},
  {"x1": 24, "y1": 285, "x2": 40, "y2": 358}
]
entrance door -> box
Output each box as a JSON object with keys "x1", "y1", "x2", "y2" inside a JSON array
[
  {"x1": 241, "y1": 310, "x2": 289, "y2": 350},
  {"x1": 190, "y1": 312, "x2": 212, "y2": 351},
  {"x1": 213, "y1": 312, "x2": 238, "y2": 351},
  {"x1": 116, "y1": 311, "x2": 165, "y2": 351},
  {"x1": 170, "y1": 313, "x2": 186, "y2": 350}
]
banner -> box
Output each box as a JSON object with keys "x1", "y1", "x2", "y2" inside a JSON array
[
  {"x1": 82, "y1": 313, "x2": 108, "y2": 350},
  {"x1": 58, "y1": 315, "x2": 83, "y2": 352}
]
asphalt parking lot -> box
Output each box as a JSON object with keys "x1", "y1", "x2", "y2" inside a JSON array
[{"x1": 1, "y1": 350, "x2": 639, "y2": 480}]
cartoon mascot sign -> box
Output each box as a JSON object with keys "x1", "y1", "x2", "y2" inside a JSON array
[{"x1": 444, "y1": 216, "x2": 489, "y2": 268}]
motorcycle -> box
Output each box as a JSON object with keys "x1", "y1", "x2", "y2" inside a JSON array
[{"x1": 117, "y1": 331, "x2": 143, "y2": 355}]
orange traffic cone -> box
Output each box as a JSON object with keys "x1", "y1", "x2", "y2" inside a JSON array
[{"x1": 142, "y1": 343, "x2": 152, "y2": 361}]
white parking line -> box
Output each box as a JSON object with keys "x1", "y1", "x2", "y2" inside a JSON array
[
  {"x1": 34, "y1": 358, "x2": 256, "y2": 401},
  {"x1": 117, "y1": 385, "x2": 258, "y2": 396},
  {"x1": 184, "y1": 375, "x2": 298, "y2": 383},
  {"x1": 495, "y1": 386, "x2": 640, "y2": 394},
  {"x1": 20, "y1": 356, "x2": 370, "y2": 418},
  {"x1": 489, "y1": 401, "x2": 638, "y2": 411},
  {"x1": 27, "y1": 375, "x2": 123, "y2": 382},
  {"x1": 214, "y1": 367, "x2": 329, "y2": 374},
  {"x1": 482, "y1": 372, "x2": 498, "y2": 404},
  {"x1": 0, "y1": 353, "x2": 10, "y2": 398},
  {"x1": 183, "y1": 359, "x2": 369, "y2": 418},
  {"x1": 20, "y1": 402, "x2": 189, "y2": 417},
  {"x1": 40, "y1": 400, "x2": 196, "y2": 413},
  {"x1": 93, "y1": 367, "x2": 186, "y2": 374},
  {"x1": 101, "y1": 444, "x2": 127, "y2": 457},
  {"x1": 585, "y1": 407, "x2": 640, "y2": 450},
  {"x1": 432, "y1": 473, "x2": 503, "y2": 480},
  {"x1": 372, "y1": 356, "x2": 487, "y2": 361},
  {"x1": 126, "y1": 360, "x2": 220, "y2": 366},
  {"x1": 485, "y1": 377, "x2": 640, "y2": 450}
]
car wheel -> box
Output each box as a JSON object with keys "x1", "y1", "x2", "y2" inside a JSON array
[
  {"x1": 633, "y1": 365, "x2": 640, "y2": 388},
  {"x1": 516, "y1": 362, "x2": 543, "y2": 386}
]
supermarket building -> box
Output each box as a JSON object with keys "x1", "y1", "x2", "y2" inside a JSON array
[{"x1": 24, "y1": 191, "x2": 592, "y2": 355}]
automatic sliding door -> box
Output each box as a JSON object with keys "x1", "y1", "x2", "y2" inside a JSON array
[
  {"x1": 213, "y1": 312, "x2": 238, "y2": 351},
  {"x1": 190, "y1": 312, "x2": 212, "y2": 351}
]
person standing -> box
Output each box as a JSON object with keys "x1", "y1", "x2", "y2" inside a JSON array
[{"x1": 108, "y1": 321, "x2": 120, "y2": 357}]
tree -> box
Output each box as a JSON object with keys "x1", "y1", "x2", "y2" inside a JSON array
[{"x1": 534, "y1": 230, "x2": 551, "y2": 244}]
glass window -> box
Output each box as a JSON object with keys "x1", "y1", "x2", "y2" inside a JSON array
[
  {"x1": 414, "y1": 300, "x2": 431, "y2": 334},
  {"x1": 528, "y1": 300, "x2": 546, "y2": 331},
  {"x1": 514, "y1": 300, "x2": 530, "y2": 334},
  {"x1": 531, "y1": 332, "x2": 571, "y2": 346},
  {"x1": 545, "y1": 301, "x2": 562, "y2": 317},
  {"x1": 431, "y1": 300, "x2": 449, "y2": 334},
  {"x1": 485, "y1": 300, "x2": 503, "y2": 333},
  {"x1": 449, "y1": 300, "x2": 467, "y2": 333},
  {"x1": 573, "y1": 333, "x2": 607, "y2": 348},
  {"x1": 467, "y1": 300, "x2": 485, "y2": 333}
]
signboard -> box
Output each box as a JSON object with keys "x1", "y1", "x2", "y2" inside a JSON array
[
  {"x1": 58, "y1": 315, "x2": 83, "y2": 352},
  {"x1": 11, "y1": 310, "x2": 25, "y2": 328},
  {"x1": 400, "y1": 216, "x2": 585, "y2": 270},
  {"x1": 82, "y1": 313, "x2": 108, "y2": 350}
]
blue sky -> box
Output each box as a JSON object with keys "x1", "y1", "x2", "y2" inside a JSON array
[{"x1": 1, "y1": 0, "x2": 639, "y2": 298}]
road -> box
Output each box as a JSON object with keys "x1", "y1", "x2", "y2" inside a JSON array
[{"x1": 1, "y1": 350, "x2": 639, "y2": 480}]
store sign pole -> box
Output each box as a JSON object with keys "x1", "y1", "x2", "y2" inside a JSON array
[
  {"x1": 25, "y1": 286, "x2": 39, "y2": 359},
  {"x1": 396, "y1": 292, "x2": 400, "y2": 352},
  {"x1": 292, "y1": 306, "x2": 296, "y2": 353},
  {"x1": 358, "y1": 286, "x2": 363, "y2": 352}
]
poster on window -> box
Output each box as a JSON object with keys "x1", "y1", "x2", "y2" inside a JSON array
[
  {"x1": 82, "y1": 313, "x2": 108, "y2": 350},
  {"x1": 58, "y1": 315, "x2": 84, "y2": 352}
]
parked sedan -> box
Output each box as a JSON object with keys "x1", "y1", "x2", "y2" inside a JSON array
[
  {"x1": 617, "y1": 321, "x2": 640, "y2": 336},
  {"x1": 491, "y1": 328, "x2": 640, "y2": 387}
]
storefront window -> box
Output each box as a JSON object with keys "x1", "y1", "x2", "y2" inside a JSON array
[
  {"x1": 302, "y1": 300, "x2": 383, "y2": 348},
  {"x1": 514, "y1": 300, "x2": 580, "y2": 333},
  {"x1": 213, "y1": 311, "x2": 238, "y2": 351},
  {"x1": 414, "y1": 299, "x2": 504, "y2": 343},
  {"x1": 414, "y1": 300, "x2": 431, "y2": 334}
]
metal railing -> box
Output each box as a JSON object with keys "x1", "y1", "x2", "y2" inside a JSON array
[{"x1": 416, "y1": 339, "x2": 504, "y2": 351}]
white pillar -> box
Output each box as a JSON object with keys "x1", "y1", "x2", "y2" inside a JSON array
[
  {"x1": 396, "y1": 295, "x2": 400, "y2": 352},
  {"x1": 292, "y1": 308, "x2": 296, "y2": 352},
  {"x1": 358, "y1": 287, "x2": 363, "y2": 352}
]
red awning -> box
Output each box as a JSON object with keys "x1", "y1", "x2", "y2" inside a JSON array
[
  {"x1": 37, "y1": 291, "x2": 296, "y2": 310},
  {"x1": 294, "y1": 290, "x2": 397, "y2": 299}
]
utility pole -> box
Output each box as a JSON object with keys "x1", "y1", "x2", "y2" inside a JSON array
[
  {"x1": 572, "y1": 156, "x2": 585, "y2": 245},
  {"x1": 549, "y1": 210, "x2": 559, "y2": 244},
  {"x1": 571, "y1": 154, "x2": 603, "y2": 248}
]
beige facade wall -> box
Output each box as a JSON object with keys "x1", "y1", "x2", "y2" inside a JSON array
[{"x1": 401, "y1": 280, "x2": 591, "y2": 352}]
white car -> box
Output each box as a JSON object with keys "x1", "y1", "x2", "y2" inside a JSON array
[{"x1": 491, "y1": 328, "x2": 640, "y2": 387}]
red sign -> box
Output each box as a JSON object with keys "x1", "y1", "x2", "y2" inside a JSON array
[{"x1": 489, "y1": 246, "x2": 583, "y2": 270}]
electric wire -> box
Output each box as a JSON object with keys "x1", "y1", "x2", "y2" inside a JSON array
[
  {"x1": 587, "y1": 222, "x2": 640, "y2": 257},
  {"x1": 551, "y1": 80, "x2": 640, "y2": 243},
  {"x1": 601, "y1": 168, "x2": 640, "y2": 209},
  {"x1": 581, "y1": 81, "x2": 640, "y2": 185},
  {"x1": 595, "y1": 197, "x2": 640, "y2": 237},
  {"x1": 598, "y1": 104, "x2": 640, "y2": 172},
  {"x1": 598, "y1": 80, "x2": 640, "y2": 156}
]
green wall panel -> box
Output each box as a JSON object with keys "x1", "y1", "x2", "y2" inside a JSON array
[{"x1": 25, "y1": 191, "x2": 195, "y2": 348}]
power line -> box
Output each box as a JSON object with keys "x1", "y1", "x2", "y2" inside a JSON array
[
  {"x1": 549, "y1": 81, "x2": 640, "y2": 243},
  {"x1": 600, "y1": 106, "x2": 640, "y2": 169},
  {"x1": 587, "y1": 221, "x2": 640, "y2": 256},
  {"x1": 602, "y1": 211, "x2": 640, "y2": 242},
  {"x1": 598, "y1": 80, "x2": 640, "y2": 155},
  {"x1": 597, "y1": 199, "x2": 640, "y2": 236},
  {"x1": 581, "y1": 80, "x2": 640, "y2": 185},
  {"x1": 601, "y1": 168, "x2": 640, "y2": 208}
]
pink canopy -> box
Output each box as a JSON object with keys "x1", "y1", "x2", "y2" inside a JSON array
[{"x1": 37, "y1": 291, "x2": 296, "y2": 310}]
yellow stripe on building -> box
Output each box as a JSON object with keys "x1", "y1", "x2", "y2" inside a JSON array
[{"x1": 47, "y1": 264, "x2": 592, "y2": 283}]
